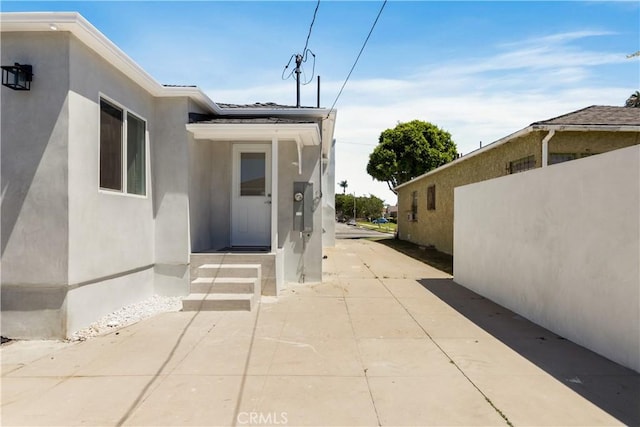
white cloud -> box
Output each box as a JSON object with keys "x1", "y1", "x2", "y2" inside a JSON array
[{"x1": 204, "y1": 29, "x2": 637, "y2": 206}]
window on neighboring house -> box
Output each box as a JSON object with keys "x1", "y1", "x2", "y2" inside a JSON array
[
  {"x1": 410, "y1": 190, "x2": 418, "y2": 221},
  {"x1": 100, "y1": 98, "x2": 146, "y2": 195},
  {"x1": 549, "y1": 153, "x2": 577, "y2": 165},
  {"x1": 427, "y1": 185, "x2": 436, "y2": 210},
  {"x1": 508, "y1": 155, "x2": 535, "y2": 174},
  {"x1": 549, "y1": 152, "x2": 596, "y2": 166}
]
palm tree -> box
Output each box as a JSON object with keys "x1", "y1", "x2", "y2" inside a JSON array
[
  {"x1": 625, "y1": 91, "x2": 640, "y2": 108},
  {"x1": 338, "y1": 180, "x2": 348, "y2": 194}
]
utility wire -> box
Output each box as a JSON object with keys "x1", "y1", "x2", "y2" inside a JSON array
[
  {"x1": 281, "y1": 0, "x2": 320, "y2": 83},
  {"x1": 302, "y1": 0, "x2": 320, "y2": 55},
  {"x1": 327, "y1": 0, "x2": 387, "y2": 117}
]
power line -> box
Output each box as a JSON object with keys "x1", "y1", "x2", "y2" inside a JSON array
[
  {"x1": 302, "y1": 0, "x2": 320, "y2": 55},
  {"x1": 281, "y1": 0, "x2": 321, "y2": 105},
  {"x1": 327, "y1": 0, "x2": 387, "y2": 117},
  {"x1": 340, "y1": 141, "x2": 377, "y2": 146}
]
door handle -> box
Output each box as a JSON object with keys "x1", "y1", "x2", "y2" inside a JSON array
[{"x1": 265, "y1": 201, "x2": 272, "y2": 204}]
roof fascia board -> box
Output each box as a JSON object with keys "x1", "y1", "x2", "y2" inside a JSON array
[
  {"x1": 1, "y1": 12, "x2": 219, "y2": 113},
  {"x1": 395, "y1": 125, "x2": 535, "y2": 191},
  {"x1": 532, "y1": 124, "x2": 640, "y2": 132},
  {"x1": 220, "y1": 107, "x2": 332, "y2": 118},
  {"x1": 186, "y1": 123, "x2": 321, "y2": 146}
]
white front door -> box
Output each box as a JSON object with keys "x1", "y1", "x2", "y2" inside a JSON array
[{"x1": 231, "y1": 144, "x2": 272, "y2": 247}]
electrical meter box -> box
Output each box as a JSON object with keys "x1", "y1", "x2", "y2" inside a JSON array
[{"x1": 293, "y1": 182, "x2": 313, "y2": 232}]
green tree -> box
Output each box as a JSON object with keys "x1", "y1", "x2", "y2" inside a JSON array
[
  {"x1": 366, "y1": 120, "x2": 457, "y2": 194},
  {"x1": 358, "y1": 194, "x2": 384, "y2": 219},
  {"x1": 335, "y1": 193, "x2": 384, "y2": 220},
  {"x1": 625, "y1": 91, "x2": 640, "y2": 107},
  {"x1": 338, "y1": 180, "x2": 348, "y2": 194}
]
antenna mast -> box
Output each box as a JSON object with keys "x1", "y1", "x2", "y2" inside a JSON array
[{"x1": 295, "y1": 54, "x2": 303, "y2": 108}]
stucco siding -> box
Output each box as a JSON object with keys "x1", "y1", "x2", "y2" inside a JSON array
[
  {"x1": 278, "y1": 143, "x2": 323, "y2": 283},
  {"x1": 454, "y1": 145, "x2": 640, "y2": 372},
  {"x1": 398, "y1": 130, "x2": 639, "y2": 255},
  {"x1": 188, "y1": 138, "x2": 213, "y2": 252},
  {"x1": 208, "y1": 142, "x2": 232, "y2": 250},
  {"x1": 1, "y1": 32, "x2": 71, "y2": 286},
  {"x1": 1, "y1": 32, "x2": 71, "y2": 339},
  {"x1": 548, "y1": 131, "x2": 640, "y2": 157}
]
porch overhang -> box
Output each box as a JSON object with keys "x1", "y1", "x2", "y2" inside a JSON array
[
  {"x1": 186, "y1": 122, "x2": 322, "y2": 175},
  {"x1": 186, "y1": 122, "x2": 321, "y2": 146}
]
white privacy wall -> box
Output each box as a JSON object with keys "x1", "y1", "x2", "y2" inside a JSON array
[{"x1": 454, "y1": 145, "x2": 640, "y2": 373}]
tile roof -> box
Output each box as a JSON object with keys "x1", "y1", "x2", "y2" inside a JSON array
[
  {"x1": 217, "y1": 102, "x2": 318, "y2": 109},
  {"x1": 533, "y1": 105, "x2": 640, "y2": 126},
  {"x1": 190, "y1": 115, "x2": 316, "y2": 125}
]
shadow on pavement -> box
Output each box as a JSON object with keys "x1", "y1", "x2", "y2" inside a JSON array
[
  {"x1": 376, "y1": 239, "x2": 453, "y2": 275},
  {"x1": 418, "y1": 278, "x2": 640, "y2": 426}
]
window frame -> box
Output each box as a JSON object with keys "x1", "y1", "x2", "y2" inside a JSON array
[
  {"x1": 508, "y1": 155, "x2": 536, "y2": 174},
  {"x1": 410, "y1": 190, "x2": 418, "y2": 221},
  {"x1": 426, "y1": 185, "x2": 436, "y2": 211},
  {"x1": 98, "y1": 94, "x2": 148, "y2": 198}
]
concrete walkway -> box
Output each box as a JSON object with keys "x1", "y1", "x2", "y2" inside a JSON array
[{"x1": 2, "y1": 239, "x2": 638, "y2": 426}]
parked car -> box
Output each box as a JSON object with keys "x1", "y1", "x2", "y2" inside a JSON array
[
  {"x1": 346, "y1": 219, "x2": 357, "y2": 226},
  {"x1": 372, "y1": 218, "x2": 389, "y2": 224}
]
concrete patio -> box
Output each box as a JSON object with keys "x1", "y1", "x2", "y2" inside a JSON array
[{"x1": 1, "y1": 239, "x2": 638, "y2": 426}]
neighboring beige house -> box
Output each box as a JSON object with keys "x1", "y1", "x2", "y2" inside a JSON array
[
  {"x1": 385, "y1": 205, "x2": 398, "y2": 219},
  {"x1": 396, "y1": 106, "x2": 640, "y2": 255}
]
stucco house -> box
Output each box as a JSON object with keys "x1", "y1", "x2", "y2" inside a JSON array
[
  {"x1": 396, "y1": 106, "x2": 640, "y2": 255},
  {"x1": 1, "y1": 12, "x2": 337, "y2": 339}
]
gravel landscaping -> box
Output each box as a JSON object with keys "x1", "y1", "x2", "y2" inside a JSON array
[{"x1": 69, "y1": 295, "x2": 183, "y2": 341}]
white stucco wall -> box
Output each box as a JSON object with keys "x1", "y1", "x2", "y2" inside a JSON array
[
  {"x1": 454, "y1": 145, "x2": 640, "y2": 373},
  {"x1": 2, "y1": 30, "x2": 194, "y2": 338},
  {"x1": 1, "y1": 32, "x2": 71, "y2": 338},
  {"x1": 188, "y1": 138, "x2": 213, "y2": 252},
  {"x1": 68, "y1": 36, "x2": 156, "y2": 284},
  {"x1": 278, "y1": 144, "x2": 323, "y2": 283},
  {"x1": 208, "y1": 142, "x2": 232, "y2": 250},
  {"x1": 1, "y1": 32, "x2": 70, "y2": 286},
  {"x1": 322, "y1": 139, "x2": 336, "y2": 247}
]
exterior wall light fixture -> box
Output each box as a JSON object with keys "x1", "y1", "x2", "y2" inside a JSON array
[{"x1": 1, "y1": 63, "x2": 33, "y2": 91}]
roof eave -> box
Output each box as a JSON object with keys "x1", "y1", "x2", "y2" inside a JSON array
[
  {"x1": 394, "y1": 125, "x2": 535, "y2": 191},
  {"x1": 1, "y1": 12, "x2": 219, "y2": 113},
  {"x1": 532, "y1": 124, "x2": 640, "y2": 132},
  {"x1": 186, "y1": 122, "x2": 322, "y2": 146},
  {"x1": 218, "y1": 107, "x2": 333, "y2": 118},
  {"x1": 395, "y1": 122, "x2": 640, "y2": 192}
]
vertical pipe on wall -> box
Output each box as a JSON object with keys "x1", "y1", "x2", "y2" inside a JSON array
[
  {"x1": 271, "y1": 136, "x2": 279, "y2": 252},
  {"x1": 542, "y1": 129, "x2": 555, "y2": 167}
]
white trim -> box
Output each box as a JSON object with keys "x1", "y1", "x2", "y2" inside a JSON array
[
  {"x1": 532, "y1": 124, "x2": 640, "y2": 132},
  {"x1": 230, "y1": 144, "x2": 272, "y2": 247},
  {"x1": 98, "y1": 94, "x2": 149, "y2": 198},
  {"x1": 271, "y1": 136, "x2": 279, "y2": 253},
  {"x1": 541, "y1": 130, "x2": 555, "y2": 168},
  {"x1": 1, "y1": 12, "x2": 219, "y2": 113},
  {"x1": 186, "y1": 123, "x2": 321, "y2": 146},
  {"x1": 0, "y1": 13, "x2": 344, "y2": 120}
]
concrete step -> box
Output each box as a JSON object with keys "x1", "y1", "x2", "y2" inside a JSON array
[
  {"x1": 190, "y1": 277, "x2": 256, "y2": 294},
  {"x1": 196, "y1": 264, "x2": 261, "y2": 296},
  {"x1": 196, "y1": 263, "x2": 261, "y2": 278},
  {"x1": 182, "y1": 293, "x2": 254, "y2": 312}
]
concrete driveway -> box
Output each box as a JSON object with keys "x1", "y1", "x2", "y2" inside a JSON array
[{"x1": 1, "y1": 239, "x2": 638, "y2": 426}]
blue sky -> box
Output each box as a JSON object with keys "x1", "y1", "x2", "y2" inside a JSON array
[{"x1": 3, "y1": 1, "x2": 639, "y2": 204}]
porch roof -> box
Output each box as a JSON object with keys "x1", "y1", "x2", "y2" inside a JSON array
[{"x1": 186, "y1": 120, "x2": 321, "y2": 146}]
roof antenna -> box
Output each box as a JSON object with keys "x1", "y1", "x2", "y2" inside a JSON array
[{"x1": 295, "y1": 54, "x2": 303, "y2": 108}]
